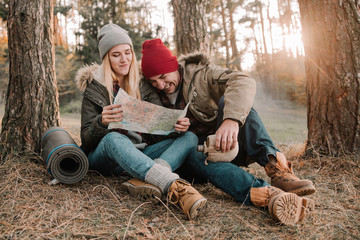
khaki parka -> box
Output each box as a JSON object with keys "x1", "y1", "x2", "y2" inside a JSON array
[{"x1": 141, "y1": 53, "x2": 257, "y2": 128}]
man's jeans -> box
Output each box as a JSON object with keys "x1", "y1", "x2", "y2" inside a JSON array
[
  {"x1": 183, "y1": 96, "x2": 278, "y2": 205},
  {"x1": 186, "y1": 151, "x2": 269, "y2": 205},
  {"x1": 216, "y1": 97, "x2": 279, "y2": 167},
  {"x1": 88, "y1": 131, "x2": 198, "y2": 180}
]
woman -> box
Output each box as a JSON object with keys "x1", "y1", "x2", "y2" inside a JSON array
[{"x1": 76, "y1": 23, "x2": 206, "y2": 220}]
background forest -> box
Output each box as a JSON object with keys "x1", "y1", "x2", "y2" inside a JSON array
[{"x1": 0, "y1": 0, "x2": 307, "y2": 112}]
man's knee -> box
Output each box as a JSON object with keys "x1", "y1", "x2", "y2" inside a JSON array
[{"x1": 184, "y1": 131, "x2": 199, "y2": 145}]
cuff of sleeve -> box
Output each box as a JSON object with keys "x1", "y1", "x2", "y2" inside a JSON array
[
  {"x1": 97, "y1": 115, "x2": 108, "y2": 128},
  {"x1": 224, "y1": 118, "x2": 241, "y2": 125},
  {"x1": 223, "y1": 114, "x2": 247, "y2": 127}
]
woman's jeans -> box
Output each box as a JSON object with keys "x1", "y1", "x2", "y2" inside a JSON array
[
  {"x1": 183, "y1": 96, "x2": 278, "y2": 206},
  {"x1": 87, "y1": 131, "x2": 198, "y2": 180}
]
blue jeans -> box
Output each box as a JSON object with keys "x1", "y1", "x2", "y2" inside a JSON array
[
  {"x1": 181, "y1": 96, "x2": 276, "y2": 205},
  {"x1": 88, "y1": 131, "x2": 198, "y2": 180},
  {"x1": 186, "y1": 150, "x2": 269, "y2": 206},
  {"x1": 216, "y1": 97, "x2": 279, "y2": 167}
]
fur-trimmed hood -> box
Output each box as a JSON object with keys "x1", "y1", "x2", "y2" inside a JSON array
[
  {"x1": 177, "y1": 52, "x2": 210, "y2": 67},
  {"x1": 75, "y1": 63, "x2": 105, "y2": 91}
]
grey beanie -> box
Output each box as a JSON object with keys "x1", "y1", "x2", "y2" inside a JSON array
[{"x1": 97, "y1": 23, "x2": 133, "y2": 60}]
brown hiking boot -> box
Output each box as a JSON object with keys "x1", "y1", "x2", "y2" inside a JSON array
[
  {"x1": 168, "y1": 179, "x2": 207, "y2": 220},
  {"x1": 251, "y1": 186, "x2": 315, "y2": 225},
  {"x1": 265, "y1": 152, "x2": 316, "y2": 196},
  {"x1": 122, "y1": 178, "x2": 162, "y2": 203}
]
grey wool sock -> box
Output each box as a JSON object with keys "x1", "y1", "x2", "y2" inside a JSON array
[
  {"x1": 145, "y1": 163, "x2": 179, "y2": 194},
  {"x1": 154, "y1": 158, "x2": 172, "y2": 171}
]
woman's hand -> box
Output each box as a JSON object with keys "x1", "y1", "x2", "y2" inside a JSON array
[
  {"x1": 174, "y1": 117, "x2": 190, "y2": 132},
  {"x1": 101, "y1": 104, "x2": 123, "y2": 126}
]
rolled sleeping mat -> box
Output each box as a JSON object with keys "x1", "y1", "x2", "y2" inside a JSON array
[{"x1": 41, "y1": 126, "x2": 88, "y2": 184}]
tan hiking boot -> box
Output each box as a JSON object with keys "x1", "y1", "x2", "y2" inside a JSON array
[
  {"x1": 265, "y1": 152, "x2": 316, "y2": 196},
  {"x1": 122, "y1": 178, "x2": 162, "y2": 203},
  {"x1": 168, "y1": 179, "x2": 207, "y2": 220},
  {"x1": 251, "y1": 186, "x2": 315, "y2": 225}
]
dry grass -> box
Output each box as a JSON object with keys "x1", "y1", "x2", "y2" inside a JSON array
[
  {"x1": 0, "y1": 145, "x2": 359, "y2": 239},
  {"x1": 1, "y1": 112, "x2": 359, "y2": 239}
]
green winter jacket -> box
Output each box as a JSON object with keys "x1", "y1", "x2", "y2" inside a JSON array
[{"x1": 76, "y1": 64, "x2": 154, "y2": 154}]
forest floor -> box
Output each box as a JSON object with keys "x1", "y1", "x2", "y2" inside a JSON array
[{"x1": 0, "y1": 99, "x2": 359, "y2": 239}]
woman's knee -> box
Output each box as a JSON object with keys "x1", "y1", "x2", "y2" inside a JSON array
[{"x1": 103, "y1": 132, "x2": 130, "y2": 142}]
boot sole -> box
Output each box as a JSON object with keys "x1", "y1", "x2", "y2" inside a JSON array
[
  {"x1": 268, "y1": 193, "x2": 314, "y2": 225},
  {"x1": 188, "y1": 198, "x2": 207, "y2": 220},
  {"x1": 122, "y1": 182, "x2": 162, "y2": 203},
  {"x1": 289, "y1": 185, "x2": 316, "y2": 196}
]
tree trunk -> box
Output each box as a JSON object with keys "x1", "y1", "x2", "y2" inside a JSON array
[
  {"x1": 267, "y1": 0, "x2": 278, "y2": 98},
  {"x1": 298, "y1": 0, "x2": 360, "y2": 156},
  {"x1": 227, "y1": 0, "x2": 240, "y2": 70},
  {"x1": 250, "y1": 20, "x2": 261, "y2": 67},
  {"x1": 277, "y1": 0, "x2": 287, "y2": 50},
  {"x1": 257, "y1": 0, "x2": 272, "y2": 92},
  {"x1": 171, "y1": 0, "x2": 209, "y2": 55},
  {"x1": 63, "y1": 0, "x2": 69, "y2": 50},
  {"x1": 54, "y1": 14, "x2": 64, "y2": 47},
  {"x1": 220, "y1": 0, "x2": 230, "y2": 67},
  {"x1": 257, "y1": 0, "x2": 268, "y2": 58},
  {"x1": 1, "y1": 0, "x2": 60, "y2": 159},
  {"x1": 207, "y1": 5, "x2": 215, "y2": 55}
]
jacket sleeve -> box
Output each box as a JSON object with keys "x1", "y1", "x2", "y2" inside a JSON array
[
  {"x1": 205, "y1": 64, "x2": 256, "y2": 126},
  {"x1": 80, "y1": 89, "x2": 110, "y2": 153}
]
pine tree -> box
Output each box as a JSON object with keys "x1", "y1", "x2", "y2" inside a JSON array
[{"x1": 1, "y1": 0, "x2": 60, "y2": 158}]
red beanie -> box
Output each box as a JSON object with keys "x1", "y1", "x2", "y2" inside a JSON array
[{"x1": 141, "y1": 39, "x2": 179, "y2": 79}]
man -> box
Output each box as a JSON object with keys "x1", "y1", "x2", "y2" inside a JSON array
[{"x1": 124, "y1": 38, "x2": 316, "y2": 225}]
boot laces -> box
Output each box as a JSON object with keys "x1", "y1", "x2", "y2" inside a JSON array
[
  {"x1": 168, "y1": 181, "x2": 190, "y2": 204},
  {"x1": 275, "y1": 161, "x2": 300, "y2": 181}
]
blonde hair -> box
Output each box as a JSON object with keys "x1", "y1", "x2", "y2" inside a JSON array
[{"x1": 102, "y1": 47, "x2": 140, "y2": 102}]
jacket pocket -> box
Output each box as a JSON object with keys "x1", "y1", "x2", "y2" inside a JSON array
[{"x1": 190, "y1": 98, "x2": 218, "y2": 124}]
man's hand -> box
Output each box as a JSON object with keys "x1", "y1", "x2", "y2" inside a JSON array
[
  {"x1": 174, "y1": 117, "x2": 190, "y2": 132},
  {"x1": 215, "y1": 119, "x2": 239, "y2": 152},
  {"x1": 101, "y1": 104, "x2": 123, "y2": 126}
]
